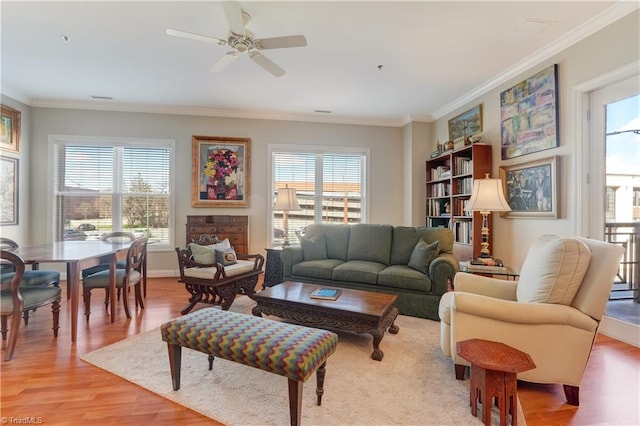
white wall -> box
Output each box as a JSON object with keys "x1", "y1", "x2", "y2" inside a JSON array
[
  {"x1": 27, "y1": 108, "x2": 404, "y2": 273},
  {"x1": 433, "y1": 10, "x2": 639, "y2": 268}
]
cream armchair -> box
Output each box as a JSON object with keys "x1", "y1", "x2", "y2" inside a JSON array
[{"x1": 439, "y1": 235, "x2": 624, "y2": 406}]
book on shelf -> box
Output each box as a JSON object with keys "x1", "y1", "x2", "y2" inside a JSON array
[
  {"x1": 460, "y1": 261, "x2": 507, "y2": 272},
  {"x1": 310, "y1": 287, "x2": 342, "y2": 300}
]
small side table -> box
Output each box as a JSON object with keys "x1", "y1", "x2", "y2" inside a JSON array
[
  {"x1": 263, "y1": 246, "x2": 284, "y2": 288},
  {"x1": 456, "y1": 339, "x2": 535, "y2": 426},
  {"x1": 460, "y1": 262, "x2": 520, "y2": 280}
]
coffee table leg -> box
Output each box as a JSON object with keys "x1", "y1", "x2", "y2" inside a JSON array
[{"x1": 371, "y1": 329, "x2": 385, "y2": 361}]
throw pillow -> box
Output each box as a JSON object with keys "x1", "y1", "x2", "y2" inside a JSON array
[
  {"x1": 188, "y1": 239, "x2": 232, "y2": 264},
  {"x1": 408, "y1": 239, "x2": 439, "y2": 274},
  {"x1": 516, "y1": 235, "x2": 591, "y2": 305},
  {"x1": 301, "y1": 234, "x2": 327, "y2": 261},
  {"x1": 215, "y1": 247, "x2": 238, "y2": 266},
  {"x1": 188, "y1": 243, "x2": 216, "y2": 264}
]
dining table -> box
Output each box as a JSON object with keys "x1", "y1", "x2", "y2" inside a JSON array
[{"x1": 14, "y1": 240, "x2": 133, "y2": 343}]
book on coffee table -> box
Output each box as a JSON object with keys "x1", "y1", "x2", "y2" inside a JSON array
[{"x1": 310, "y1": 287, "x2": 342, "y2": 301}]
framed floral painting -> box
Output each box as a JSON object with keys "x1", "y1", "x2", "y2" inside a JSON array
[{"x1": 191, "y1": 136, "x2": 251, "y2": 208}]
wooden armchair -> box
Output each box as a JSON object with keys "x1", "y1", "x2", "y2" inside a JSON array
[{"x1": 175, "y1": 236, "x2": 264, "y2": 315}]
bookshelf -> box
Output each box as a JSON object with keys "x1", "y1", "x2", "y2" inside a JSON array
[{"x1": 426, "y1": 143, "x2": 492, "y2": 261}]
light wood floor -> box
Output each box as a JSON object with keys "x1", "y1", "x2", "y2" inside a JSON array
[{"x1": 1, "y1": 277, "x2": 638, "y2": 425}]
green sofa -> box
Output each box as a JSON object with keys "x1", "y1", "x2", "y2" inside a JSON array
[{"x1": 280, "y1": 223, "x2": 458, "y2": 320}]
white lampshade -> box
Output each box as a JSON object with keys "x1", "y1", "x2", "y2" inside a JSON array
[
  {"x1": 465, "y1": 175, "x2": 511, "y2": 212},
  {"x1": 273, "y1": 186, "x2": 301, "y2": 211}
]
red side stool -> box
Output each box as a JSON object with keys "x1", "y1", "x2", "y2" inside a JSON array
[{"x1": 457, "y1": 339, "x2": 536, "y2": 426}]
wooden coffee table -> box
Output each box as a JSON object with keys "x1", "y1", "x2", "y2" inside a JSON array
[{"x1": 252, "y1": 281, "x2": 399, "y2": 361}]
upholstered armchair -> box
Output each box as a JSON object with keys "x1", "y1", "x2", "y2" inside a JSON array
[{"x1": 439, "y1": 235, "x2": 624, "y2": 406}]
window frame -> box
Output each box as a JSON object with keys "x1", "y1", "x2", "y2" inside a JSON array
[
  {"x1": 267, "y1": 143, "x2": 370, "y2": 245},
  {"x1": 48, "y1": 134, "x2": 176, "y2": 251}
]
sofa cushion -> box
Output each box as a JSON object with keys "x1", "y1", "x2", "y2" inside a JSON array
[
  {"x1": 301, "y1": 234, "x2": 327, "y2": 260},
  {"x1": 347, "y1": 224, "x2": 392, "y2": 264},
  {"x1": 189, "y1": 239, "x2": 231, "y2": 264},
  {"x1": 304, "y1": 224, "x2": 351, "y2": 261},
  {"x1": 416, "y1": 227, "x2": 453, "y2": 254},
  {"x1": 332, "y1": 260, "x2": 386, "y2": 285},
  {"x1": 390, "y1": 226, "x2": 421, "y2": 265},
  {"x1": 378, "y1": 265, "x2": 432, "y2": 292},
  {"x1": 517, "y1": 235, "x2": 592, "y2": 305},
  {"x1": 292, "y1": 259, "x2": 344, "y2": 280},
  {"x1": 408, "y1": 239, "x2": 439, "y2": 274},
  {"x1": 215, "y1": 247, "x2": 237, "y2": 266}
]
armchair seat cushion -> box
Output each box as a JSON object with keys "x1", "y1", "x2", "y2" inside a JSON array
[{"x1": 183, "y1": 260, "x2": 256, "y2": 280}]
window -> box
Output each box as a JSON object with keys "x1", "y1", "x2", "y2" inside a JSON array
[
  {"x1": 50, "y1": 135, "x2": 174, "y2": 248},
  {"x1": 269, "y1": 145, "x2": 368, "y2": 245},
  {"x1": 605, "y1": 186, "x2": 616, "y2": 223}
]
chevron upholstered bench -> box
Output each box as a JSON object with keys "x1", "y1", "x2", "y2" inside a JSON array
[{"x1": 160, "y1": 307, "x2": 338, "y2": 426}]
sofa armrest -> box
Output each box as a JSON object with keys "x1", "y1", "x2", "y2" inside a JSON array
[
  {"x1": 450, "y1": 292, "x2": 597, "y2": 332},
  {"x1": 453, "y1": 272, "x2": 518, "y2": 301},
  {"x1": 428, "y1": 253, "x2": 457, "y2": 295},
  {"x1": 281, "y1": 246, "x2": 304, "y2": 278}
]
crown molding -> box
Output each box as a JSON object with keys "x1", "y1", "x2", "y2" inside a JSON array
[
  {"x1": 431, "y1": 1, "x2": 639, "y2": 120},
  {"x1": 26, "y1": 98, "x2": 405, "y2": 128}
]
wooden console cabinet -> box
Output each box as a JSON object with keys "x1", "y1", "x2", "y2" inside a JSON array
[{"x1": 185, "y1": 215, "x2": 248, "y2": 254}]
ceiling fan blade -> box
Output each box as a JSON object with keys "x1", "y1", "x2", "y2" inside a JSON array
[
  {"x1": 249, "y1": 51, "x2": 286, "y2": 77},
  {"x1": 256, "y1": 35, "x2": 307, "y2": 50},
  {"x1": 210, "y1": 52, "x2": 239, "y2": 72},
  {"x1": 223, "y1": 1, "x2": 246, "y2": 36},
  {"x1": 166, "y1": 29, "x2": 226, "y2": 46}
]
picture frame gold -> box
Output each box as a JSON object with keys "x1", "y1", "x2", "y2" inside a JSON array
[
  {"x1": 0, "y1": 157, "x2": 19, "y2": 225},
  {"x1": 499, "y1": 156, "x2": 559, "y2": 219},
  {"x1": 448, "y1": 104, "x2": 482, "y2": 141},
  {"x1": 1, "y1": 105, "x2": 21, "y2": 153},
  {"x1": 191, "y1": 136, "x2": 251, "y2": 208}
]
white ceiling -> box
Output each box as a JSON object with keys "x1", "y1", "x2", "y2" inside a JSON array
[{"x1": 1, "y1": 1, "x2": 637, "y2": 126}]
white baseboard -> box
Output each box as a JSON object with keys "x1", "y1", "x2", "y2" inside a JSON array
[{"x1": 599, "y1": 315, "x2": 640, "y2": 347}]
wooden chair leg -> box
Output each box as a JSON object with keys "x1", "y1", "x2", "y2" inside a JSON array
[
  {"x1": 52, "y1": 300, "x2": 61, "y2": 337},
  {"x1": 1, "y1": 315, "x2": 7, "y2": 341},
  {"x1": 5, "y1": 312, "x2": 22, "y2": 361},
  {"x1": 122, "y1": 285, "x2": 131, "y2": 319},
  {"x1": 83, "y1": 289, "x2": 92, "y2": 321},
  {"x1": 22, "y1": 310, "x2": 30, "y2": 326},
  {"x1": 135, "y1": 284, "x2": 145, "y2": 310}
]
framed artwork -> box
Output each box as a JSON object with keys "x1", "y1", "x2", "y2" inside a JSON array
[
  {"x1": 191, "y1": 135, "x2": 251, "y2": 208},
  {"x1": 500, "y1": 64, "x2": 559, "y2": 160},
  {"x1": 0, "y1": 157, "x2": 19, "y2": 225},
  {"x1": 499, "y1": 156, "x2": 559, "y2": 218},
  {"x1": 1, "y1": 105, "x2": 21, "y2": 153},
  {"x1": 448, "y1": 104, "x2": 482, "y2": 141}
]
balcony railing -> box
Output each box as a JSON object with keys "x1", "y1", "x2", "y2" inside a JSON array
[{"x1": 605, "y1": 222, "x2": 639, "y2": 302}]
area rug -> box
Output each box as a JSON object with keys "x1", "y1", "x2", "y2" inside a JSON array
[{"x1": 81, "y1": 297, "x2": 526, "y2": 425}]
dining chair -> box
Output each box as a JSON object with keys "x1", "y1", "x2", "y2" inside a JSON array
[
  {"x1": 81, "y1": 231, "x2": 136, "y2": 279},
  {"x1": 0, "y1": 238, "x2": 61, "y2": 325},
  {"x1": 82, "y1": 237, "x2": 148, "y2": 322},
  {"x1": 1, "y1": 250, "x2": 61, "y2": 361}
]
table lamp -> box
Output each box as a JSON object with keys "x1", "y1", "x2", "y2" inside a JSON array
[
  {"x1": 465, "y1": 174, "x2": 511, "y2": 263},
  {"x1": 273, "y1": 185, "x2": 301, "y2": 247}
]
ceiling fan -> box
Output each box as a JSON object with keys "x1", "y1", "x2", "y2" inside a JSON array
[{"x1": 166, "y1": 2, "x2": 307, "y2": 77}]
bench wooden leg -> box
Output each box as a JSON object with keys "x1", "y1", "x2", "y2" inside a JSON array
[
  {"x1": 316, "y1": 361, "x2": 326, "y2": 405},
  {"x1": 288, "y1": 378, "x2": 303, "y2": 426},
  {"x1": 166, "y1": 343, "x2": 182, "y2": 391}
]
